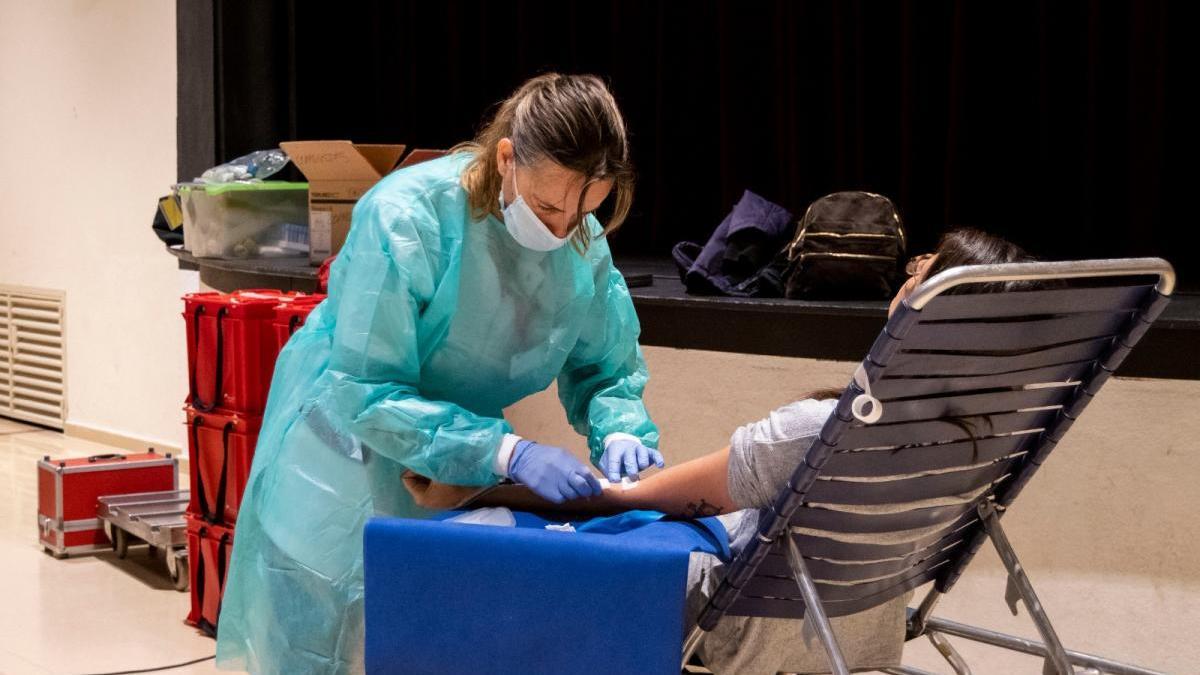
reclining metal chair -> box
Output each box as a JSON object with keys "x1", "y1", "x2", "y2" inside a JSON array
[{"x1": 683, "y1": 258, "x2": 1175, "y2": 675}]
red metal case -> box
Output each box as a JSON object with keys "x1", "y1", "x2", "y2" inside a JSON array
[
  {"x1": 185, "y1": 515, "x2": 235, "y2": 635},
  {"x1": 185, "y1": 407, "x2": 260, "y2": 526},
  {"x1": 37, "y1": 450, "x2": 178, "y2": 557}
]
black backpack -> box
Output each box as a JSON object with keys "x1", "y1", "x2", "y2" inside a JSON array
[{"x1": 783, "y1": 191, "x2": 907, "y2": 299}]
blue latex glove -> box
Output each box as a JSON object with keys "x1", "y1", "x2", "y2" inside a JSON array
[
  {"x1": 599, "y1": 438, "x2": 665, "y2": 482},
  {"x1": 509, "y1": 440, "x2": 604, "y2": 504}
]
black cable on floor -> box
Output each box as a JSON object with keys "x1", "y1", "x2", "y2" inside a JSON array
[{"x1": 77, "y1": 654, "x2": 215, "y2": 675}]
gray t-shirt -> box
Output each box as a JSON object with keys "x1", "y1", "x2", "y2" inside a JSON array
[{"x1": 726, "y1": 398, "x2": 838, "y2": 509}]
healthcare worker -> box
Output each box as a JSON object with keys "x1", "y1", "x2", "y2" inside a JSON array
[{"x1": 216, "y1": 73, "x2": 663, "y2": 674}]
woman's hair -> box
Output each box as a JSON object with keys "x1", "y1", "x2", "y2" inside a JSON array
[
  {"x1": 923, "y1": 227, "x2": 1038, "y2": 294},
  {"x1": 454, "y1": 73, "x2": 635, "y2": 251},
  {"x1": 801, "y1": 227, "x2": 1036, "y2": 401}
]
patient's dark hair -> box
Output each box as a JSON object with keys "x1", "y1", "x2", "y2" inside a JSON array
[
  {"x1": 923, "y1": 227, "x2": 1038, "y2": 294},
  {"x1": 800, "y1": 227, "x2": 1036, "y2": 402}
]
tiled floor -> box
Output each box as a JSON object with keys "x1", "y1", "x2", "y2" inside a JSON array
[
  {"x1": 0, "y1": 417, "x2": 225, "y2": 675},
  {"x1": 0, "y1": 415, "x2": 1188, "y2": 674}
]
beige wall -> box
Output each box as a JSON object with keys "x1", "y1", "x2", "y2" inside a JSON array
[
  {"x1": 0, "y1": 2, "x2": 188, "y2": 449},
  {"x1": 507, "y1": 346, "x2": 1200, "y2": 671}
]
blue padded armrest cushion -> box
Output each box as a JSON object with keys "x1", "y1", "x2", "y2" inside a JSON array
[{"x1": 364, "y1": 513, "x2": 728, "y2": 675}]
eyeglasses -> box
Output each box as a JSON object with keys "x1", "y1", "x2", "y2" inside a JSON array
[{"x1": 905, "y1": 253, "x2": 934, "y2": 277}]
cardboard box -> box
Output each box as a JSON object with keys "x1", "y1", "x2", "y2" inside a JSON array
[
  {"x1": 397, "y1": 148, "x2": 449, "y2": 168},
  {"x1": 281, "y1": 141, "x2": 407, "y2": 263}
]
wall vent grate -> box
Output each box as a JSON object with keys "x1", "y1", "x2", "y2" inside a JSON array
[{"x1": 0, "y1": 285, "x2": 66, "y2": 429}]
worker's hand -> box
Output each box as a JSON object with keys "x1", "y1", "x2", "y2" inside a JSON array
[
  {"x1": 599, "y1": 438, "x2": 665, "y2": 483},
  {"x1": 508, "y1": 440, "x2": 603, "y2": 504}
]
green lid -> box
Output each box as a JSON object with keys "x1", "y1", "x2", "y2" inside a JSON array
[{"x1": 177, "y1": 181, "x2": 308, "y2": 196}]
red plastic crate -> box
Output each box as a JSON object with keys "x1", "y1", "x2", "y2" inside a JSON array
[
  {"x1": 185, "y1": 515, "x2": 235, "y2": 636},
  {"x1": 183, "y1": 290, "x2": 284, "y2": 415},
  {"x1": 185, "y1": 407, "x2": 260, "y2": 526},
  {"x1": 273, "y1": 294, "x2": 325, "y2": 352}
]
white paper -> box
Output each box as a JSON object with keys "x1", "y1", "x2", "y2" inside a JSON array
[{"x1": 310, "y1": 210, "x2": 332, "y2": 256}]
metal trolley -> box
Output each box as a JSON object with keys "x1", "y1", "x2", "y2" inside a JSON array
[{"x1": 97, "y1": 490, "x2": 191, "y2": 591}]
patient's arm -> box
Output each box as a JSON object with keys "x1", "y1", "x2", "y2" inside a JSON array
[
  {"x1": 470, "y1": 446, "x2": 738, "y2": 519},
  {"x1": 600, "y1": 446, "x2": 737, "y2": 517}
]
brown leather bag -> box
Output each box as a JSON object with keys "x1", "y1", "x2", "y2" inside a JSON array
[{"x1": 783, "y1": 191, "x2": 907, "y2": 299}]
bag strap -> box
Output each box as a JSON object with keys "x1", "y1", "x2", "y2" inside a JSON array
[
  {"x1": 192, "y1": 527, "x2": 231, "y2": 636},
  {"x1": 194, "y1": 526, "x2": 206, "y2": 599},
  {"x1": 671, "y1": 241, "x2": 703, "y2": 276},
  {"x1": 190, "y1": 416, "x2": 215, "y2": 523},
  {"x1": 189, "y1": 305, "x2": 227, "y2": 413},
  {"x1": 785, "y1": 203, "x2": 817, "y2": 262},
  {"x1": 211, "y1": 421, "x2": 235, "y2": 526},
  {"x1": 191, "y1": 415, "x2": 235, "y2": 526},
  {"x1": 214, "y1": 531, "x2": 232, "y2": 628},
  {"x1": 194, "y1": 524, "x2": 214, "y2": 637},
  {"x1": 216, "y1": 532, "x2": 230, "y2": 588}
]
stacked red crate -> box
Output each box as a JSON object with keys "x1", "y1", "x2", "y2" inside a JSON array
[
  {"x1": 183, "y1": 290, "x2": 282, "y2": 416},
  {"x1": 272, "y1": 293, "x2": 325, "y2": 353},
  {"x1": 185, "y1": 516, "x2": 234, "y2": 636},
  {"x1": 184, "y1": 408, "x2": 261, "y2": 526},
  {"x1": 180, "y1": 289, "x2": 325, "y2": 634}
]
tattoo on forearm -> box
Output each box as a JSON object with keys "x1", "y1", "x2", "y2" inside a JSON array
[{"x1": 684, "y1": 499, "x2": 724, "y2": 518}]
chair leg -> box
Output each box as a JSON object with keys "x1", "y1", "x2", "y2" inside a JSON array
[
  {"x1": 881, "y1": 667, "x2": 942, "y2": 675},
  {"x1": 977, "y1": 501, "x2": 1074, "y2": 675},
  {"x1": 906, "y1": 587, "x2": 943, "y2": 640},
  {"x1": 922, "y1": 615, "x2": 1167, "y2": 675},
  {"x1": 927, "y1": 630, "x2": 973, "y2": 675},
  {"x1": 785, "y1": 535, "x2": 850, "y2": 675},
  {"x1": 681, "y1": 625, "x2": 705, "y2": 671}
]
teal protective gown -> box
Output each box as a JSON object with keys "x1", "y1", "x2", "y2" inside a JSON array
[{"x1": 215, "y1": 153, "x2": 658, "y2": 674}]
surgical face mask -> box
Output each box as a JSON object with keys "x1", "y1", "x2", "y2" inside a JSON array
[{"x1": 499, "y1": 164, "x2": 571, "y2": 252}]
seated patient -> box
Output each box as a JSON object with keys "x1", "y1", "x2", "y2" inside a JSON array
[
  {"x1": 589, "y1": 227, "x2": 1037, "y2": 519},
  {"x1": 421, "y1": 227, "x2": 1036, "y2": 674},
  {"x1": 577, "y1": 228, "x2": 1038, "y2": 674}
]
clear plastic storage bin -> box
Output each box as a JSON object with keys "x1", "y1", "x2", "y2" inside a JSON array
[{"x1": 179, "y1": 181, "x2": 309, "y2": 259}]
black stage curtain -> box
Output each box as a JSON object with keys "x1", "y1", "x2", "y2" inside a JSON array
[{"x1": 181, "y1": 0, "x2": 1197, "y2": 289}]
